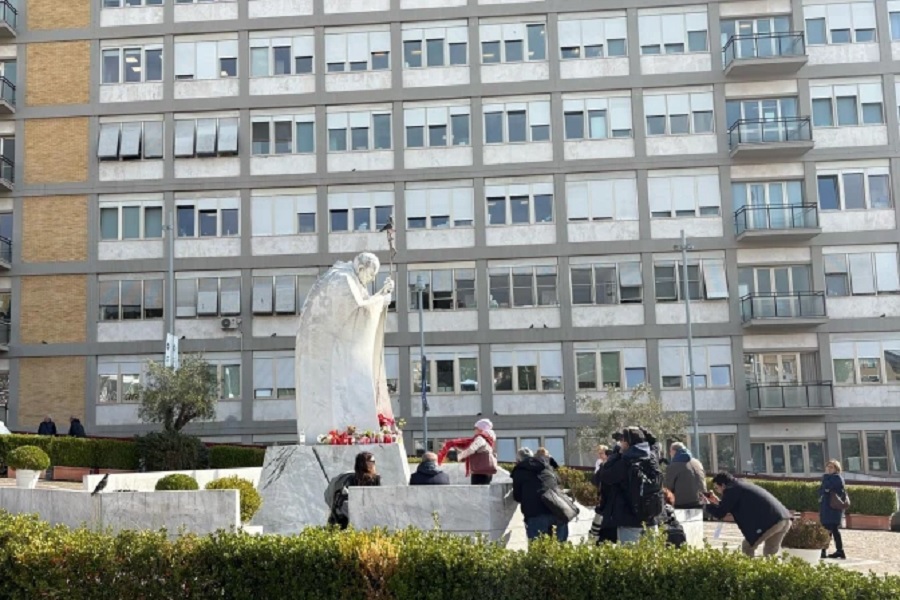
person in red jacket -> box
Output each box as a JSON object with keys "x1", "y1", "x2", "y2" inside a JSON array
[{"x1": 437, "y1": 419, "x2": 498, "y2": 485}]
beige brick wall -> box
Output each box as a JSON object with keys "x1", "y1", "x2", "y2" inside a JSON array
[
  {"x1": 24, "y1": 118, "x2": 89, "y2": 184},
  {"x1": 27, "y1": 0, "x2": 91, "y2": 30},
  {"x1": 20, "y1": 275, "x2": 87, "y2": 344},
  {"x1": 21, "y1": 196, "x2": 88, "y2": 263},
  {"x1": 17, "y1": 357, "x2": 86, "y2": 429},
  {"x1": 26, "y1": 42, "x2": 91, "y2": 106}
]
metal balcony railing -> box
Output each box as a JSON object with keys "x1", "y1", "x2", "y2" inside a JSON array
[
  {"x1": 0, "y1": 156, "x2": 12, "y2": 184},
  {"x1": 748, "y1": 381, "x2": 834, "y2": 411},
  {"x1": 734, "y1": 203, "x2": 819, "y2": 235},
  {"x1": 723, "y1": 31, "x2": 805, "y2": 67},
  {"x1": 0, "y1": 0, "x2": 16, "y2": 31},
  {"x1": 728, "y1": 117, "x2": 812, "y2": 149},
  {"x1": 0, "y1": 76, "x2": 14, "y2": 107},
  {"x1": 0, "y1": 320, "x2": 10, "y2": 346},
  {"x1": 0, "y1": 236, "x2": 9, "y2": 264},
  {"x1": 740, "y1": 291, "x2": 826, "y2": 322}
]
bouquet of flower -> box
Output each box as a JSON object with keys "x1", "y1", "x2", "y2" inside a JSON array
[{"x1": 314, "y1": 418, "x2": 406, "y2": 445}]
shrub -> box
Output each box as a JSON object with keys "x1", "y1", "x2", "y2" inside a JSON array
[
  {"x1": 136, "y1": 431, "x2": 209, "y2": 471},
  {"x1": 0, "y1": 434, "x2": 53, "y2": 466},
  {"x1": 208, "y1": 445, "x2": 266, "y2": 469},
  {"x1": 845, "y1": 485, "x2": 898, "y2": 517},
  {"x1": 782, "y1": 519, "x2": 830, "y2": 550},
  {"x1": 7, "y1": 446, "x2": 50, "y2": 471},
  {"x1": 155, "y1": 474, "x2": 199, "y2": 491},
  {"x1": 205, "y1": 476, "x2": 262, "y2": 523},
  {"x1": 92, "y1": 438, "x2": 140, "y2": 470},
  {"x1": 1, "y1": 511, "x2": 900, "y2": 599},
  {"x1": 48, "y1": 437, "x2": 94, "y2": 468},
  {"x1": 557, "y1": 467, "x2": 598, "y2": 507}
]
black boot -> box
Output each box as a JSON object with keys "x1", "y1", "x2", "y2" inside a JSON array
[
  {"x1": 828, "y1": 550, "x2": 846, "y2": 560},
  {"x1": 821, "y1": 549, "x2": 827, "y2": 559}
]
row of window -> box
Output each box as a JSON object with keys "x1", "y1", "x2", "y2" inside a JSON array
[
  {"x1": 95, "y1": 248, "x2": 900, "y2": 324},
  {"x1": 96, "y1": 164, "x2": 894, "y2": 242},
  {"x1": 97, "y1": 3, "x2": 900, "y2": 85}
]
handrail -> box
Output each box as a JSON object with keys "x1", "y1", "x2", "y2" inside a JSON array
[
  {"x1": 0, "y1": 319, "x2": 10, "y2": 345},
  {"x1": 723, "y1": 31, "x2": 805, "y2": 66},
  {"x1": 0, "y1": 155, "x2": 12, "y2": 184},
  {"x1": 0, "y1": 236, "x2": 9, "y2": 264},
  {"x1": 0, "y1": 76, "x2": 14, "y2": 106},
  {"x1": 728, "y1": 116, "x2": 812, "y2": 148},
  {"x1": 734, "y1": 203, "x2": 819, "y2": 234},
  {"x1": 740, "y1": 291, "x2": 827, "y2": 321},
  {"x1": 747, "y1": 380, "x2": 834, "y2": 410}
]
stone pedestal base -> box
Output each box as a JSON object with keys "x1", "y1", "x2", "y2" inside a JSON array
[{"x1": 251, "y1": 442, "x2": 410, "y2": 535}]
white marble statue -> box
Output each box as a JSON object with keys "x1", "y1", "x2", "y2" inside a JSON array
[{"x1": 295, "y1": 252, "x2": 395, "y2": 442}]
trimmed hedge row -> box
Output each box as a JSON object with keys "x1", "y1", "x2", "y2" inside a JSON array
[
  {"x1": 0, "y1": 434, "x2": 263, "y2": 471},
  {"x1": 1, "y1": 510, "x2": 899, "y2": 600}
]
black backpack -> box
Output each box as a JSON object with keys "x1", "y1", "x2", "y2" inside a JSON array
[
  {"x1": 324, "y1": 472, "x2": 356, "y2": 528},
  {"x1": 626, "y1": 456, "x2": 664, "y2": 523}
]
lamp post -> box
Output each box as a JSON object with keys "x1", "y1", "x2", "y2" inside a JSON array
[
  {"x1": 164, "y1": 206, "x2": 179, "y2": 370},
  {"x1": 416, "y1": 275, "x2": 430, "y2": 452},
  {"x1": 674, "y1": 230, "x2": 700, "y2": 455}
]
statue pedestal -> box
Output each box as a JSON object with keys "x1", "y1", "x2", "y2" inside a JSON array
[{"x1": 251, "y1": 442, "x2": 410, "y2": 535}]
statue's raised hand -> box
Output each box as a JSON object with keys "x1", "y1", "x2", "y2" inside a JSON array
[{"x1": 379, "y1": 277, "x2": 394, "y2": 296}]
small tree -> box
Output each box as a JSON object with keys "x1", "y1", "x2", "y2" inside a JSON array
[
  {"x1": 576, "y1": 384, "x2": 689, "y2": 455},
  {"x1": 132, "y1": 354, "x2": 218, "y2": 432}
]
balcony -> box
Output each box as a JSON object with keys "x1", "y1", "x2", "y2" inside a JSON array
[
  {"x1": 0, "y1": 0, "x2": 15, "y2": 37},
  {"x1": 0, "y1": 236, "x2": 9, "y2": 269},
  {"x1": 0, "y1": 156, "x2": 12, "y2": 191},
  {"x1": 740, "y1": 291, "x2": 828, "y2": 328},
  {"x1": 748, "y1": 381, "x2": 834, "y2": 417},
  {"x1": 0, "y1": 77, "x2": 13, "y2": 114},
  {"x1": 734, "y1": 204, "x2": 820, "y2": 242},
  {"x1": 0, "y1": 319, "x2": 9, "y2": 350},
  {"x1": 723, "y1": 32, "x2": 807, "y2": 77},
  {"x1": 728, "y1": 117, "x2": 814, "y2": 159}
]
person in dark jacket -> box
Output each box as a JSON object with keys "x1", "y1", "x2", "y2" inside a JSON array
[
  {"x1": 704, "y1": 472, "x2": 791, "y2": 557},
  {"x1": 819, "y1": 459, "x2": 847, "y2": 559},
  {"x1": 409, "y1": 452, "x2": 450, "y2": 485},
  {"x1": 512, "y1": 450, "x2": 568, "y2": 543},
  {"x1": 596, "y1": 426, "x2": 664, "y2": 544},
  {"x1": 37, "y1": 416, "x2": 57, "y2": 436},
  {"x1": 67, "y1": 416, "x2": 86, "y2": 438},
  {"x1": 664, "y1": 442, "x2": 707, "y2": 508},
  {"x1": 591, "y1": 444, "x2": 618, "y2": 544}
]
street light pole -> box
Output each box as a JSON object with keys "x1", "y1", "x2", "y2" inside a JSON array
[
  {"x1": 416, "y1": 275, "x2": 429, "y2": 453},
  {"x1": 675, "y1": 230, "x2": 700, "y2": 455}
]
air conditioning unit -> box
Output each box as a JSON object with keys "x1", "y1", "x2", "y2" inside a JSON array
[{"x1": 220, "y1": 317, "x2": 240, "y2": 330}]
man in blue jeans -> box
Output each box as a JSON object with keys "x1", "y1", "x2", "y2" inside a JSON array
[{"x1": 511, "y1": 448, "x2": 568, "y2": 543}]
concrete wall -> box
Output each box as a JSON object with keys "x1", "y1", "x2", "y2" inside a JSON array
[
  {"x1": 0, "y1": 488, "x2": 240, "y2": 535},
  {"x1": 83, "y1": 467, "x2": 263, "y2": 493}
]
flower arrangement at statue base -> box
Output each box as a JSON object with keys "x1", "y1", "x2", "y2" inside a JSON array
[{"x1": 316, "y1": 413, "x2": 407, "y2": 445}]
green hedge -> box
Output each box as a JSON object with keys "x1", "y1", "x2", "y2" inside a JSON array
[
  {"x1": 49, "y1": 437, "x2": 94, "y2": 468},
  {"x1": 1, "y1": 511, "x2": 899, "y2": 600},
  {"x1": 208, "y1": 445, "x2": 266, "y2": 469},
  {"x1": 92, "y1": 438, "x2": 140, "y2": 470},
  {"x1": 155, "y1": 474, "x2": 199, "y2": 491}
]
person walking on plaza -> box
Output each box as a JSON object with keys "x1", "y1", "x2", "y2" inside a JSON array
[
  {"x1": 703, "y1": 472, "x2": 791, "y2": 557},
  {"x1": 819, "y1": 459, "x2": 848, "y2": 559},
  {"x1": 512, "y1": 448, "x2": 569, "y2": 543},
  {"x1": 409, "y1": 452, "x2": 450, "y2": 485},
  {"x1": 595, "y1": 426, "x2": 665, "y2": 544},
  {"x1": 37, "y1": 416, "x2": 57, "y2": 436},
  {"x1": 437, "y1": 419, "x2": 498, "y2": 485},
  {"x1": 664, "y1": 442, "x2": 707, "y2": 509},
  {"x1": 67, "y1": 416, "x2": 86, "y2": 438}
]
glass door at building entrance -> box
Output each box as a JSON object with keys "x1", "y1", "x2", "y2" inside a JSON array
[{"x1": 751, "y1": 441, "x2": 825, "y2": 475}]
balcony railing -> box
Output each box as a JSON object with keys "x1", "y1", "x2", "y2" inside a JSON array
[
  {"x1": 748, "y1": 381, "x2": 834, "y2": 411},
  {"x1": 0, "y1": 320, "x2": 10, "y2": 346},
  {"x1": 0, "y1": 76, "x2": 14, "y2": 107},
  {"x1": 0, "y1": 0, "x2": 16, "y2": 31},
  {"x1": 735, "y1": 203, "x2": 819, "y2": 236},
  {"x1": 723, "y1": 32, "x2": 805, "y2": 67},
  {"x1": 740, "y1": 291, "x2": 826, "y2": 322},
  {"x1": 0, "y1": 155, "x2": 12, "y2": 184},
  {"x1": 728, "y1": 117, "x2": 812, "y2": 149},
  {"x1": 0, "y1": 236, "x2": 9, "y2": 264}
]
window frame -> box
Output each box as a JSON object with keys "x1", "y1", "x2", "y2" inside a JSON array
[
  {"x1": 250, "y1": 114, "x2": 316, "y2": 156},
  {"x1": 653, "y1": 258, "x2": 729, "y2": 302},
  {"x1": 99, "y1": 278, "x2": 165, "y2": 322},
  {"x1": 326, "y1": 110, "x2": 393, "y2": 153},
  {"x1": 249, "y1": 34, "x2": 315, "y2": 78},
  {"x1": 101, "y1": 45, "x2": 164, "y2": 85},
  {"x1": 407, "y1": 267, "x2": 477, "y2": 311},
  {"x1": 488, "y1": 264, "x2": 559, "y2": 309}
]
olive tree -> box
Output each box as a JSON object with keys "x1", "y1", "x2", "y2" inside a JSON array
[{"x1": 131, "y1": 354, "x2": 218, "y2": 432}]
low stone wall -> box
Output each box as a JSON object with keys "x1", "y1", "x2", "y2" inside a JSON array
[
  {"x1": 675, "y1": 508, "x2": 704, "y2": 547},
  {"x1": 350, "y1": 483, "x2": 517, "y2": 541},
  {"x1": 83, "y1": 467, "x2": 262, "y2": 493},
  {"x1": 0, "y1": 488, "x2": 240, "y2": 535}
]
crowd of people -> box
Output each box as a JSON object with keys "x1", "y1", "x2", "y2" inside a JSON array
[{"x1": 325, "y1": 419, "x2": 851, "y2": 560}]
